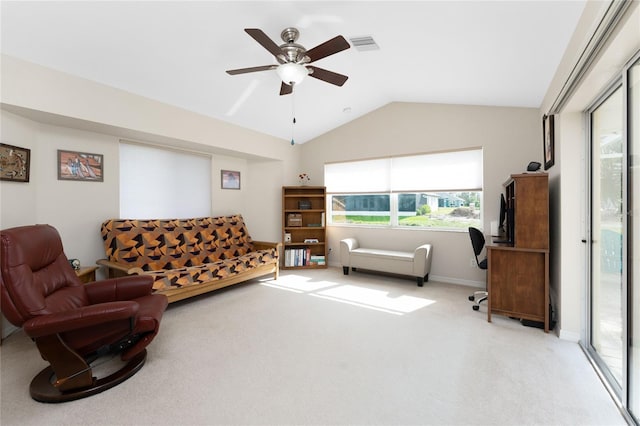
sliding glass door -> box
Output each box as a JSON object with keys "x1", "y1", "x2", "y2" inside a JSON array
[
  {"x1": 587, "y1": 53, "x2": 639, "y2": 423},
  {"x1": 590, "y1": 84, "x2": 624, "y2": 388},
  {"x1": 629, "y1": 55, "x2": 640, "y2": 421}
]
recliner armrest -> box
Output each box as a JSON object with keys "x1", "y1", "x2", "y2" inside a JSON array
[
  {"x1": 23, "y1": 301, "x2": 139, "y2": 338},
  {"x1": 85, "y1": 276, "x2": 155, "y2": 304}
]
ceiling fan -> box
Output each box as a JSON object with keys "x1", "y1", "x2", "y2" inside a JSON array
[{"x1": 226, "y1": 27, "x2": 351, "y2": 95}]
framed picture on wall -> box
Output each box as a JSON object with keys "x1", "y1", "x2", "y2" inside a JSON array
[
  {"x1": 221, "y1": 169, "x2": 240, "y2": 190},
  {"x1": 543, "y1": 114, "x2": 555, "y2": 170},
  {"x1": 0, "y1": 143, "x2": 31, "y2": 182},
  {"x1": 57, "y1": 150, "x2": 104, "y2": 182}
]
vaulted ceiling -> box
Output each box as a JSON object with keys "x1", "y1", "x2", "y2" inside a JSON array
[{"x1": 1, "y1": 1, "x2": 586, "y2": 144}]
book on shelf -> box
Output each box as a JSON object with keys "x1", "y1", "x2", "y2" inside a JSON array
[{"x1": 284, "y1": 247, "x2": 315, "y2": 267}]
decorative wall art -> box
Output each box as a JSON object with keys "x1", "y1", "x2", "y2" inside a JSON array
[
  {"x1": 543, "y1": 114, "x2": 555, "y2": 170},
  {"x1": 221, "y1": 170, "x2": 241, "y2": 190},
  {"x1": 57, "y1": 150, "x2": 104, "y2": 182},
  {"x1": 0, "y1": 143, "x2": 31, "y2": 182}
]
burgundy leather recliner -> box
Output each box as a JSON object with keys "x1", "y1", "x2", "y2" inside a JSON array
[{"x1": 0, "y1": 224, "x2": 168, "y2": 402}]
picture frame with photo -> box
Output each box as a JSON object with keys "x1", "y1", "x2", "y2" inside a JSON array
[
  {"x1": 0, "y1": 143, "x2": 31, "y2": 182},
  {"x1": 543, "y1": 114, "x2": 555, "y2": 170},
  {"x1": 58, "y1": 150, "x2": 104, "y2": 182},
  {"x1": 221, "y1": 170, "x2": 241, "y2": 190}
]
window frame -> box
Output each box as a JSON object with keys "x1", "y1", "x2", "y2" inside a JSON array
[{"x1": 325, "y1": 149, "x2": 483, "y2": 231}]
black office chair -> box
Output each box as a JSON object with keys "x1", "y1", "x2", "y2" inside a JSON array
[{"x1": 467, "y1": 227, "x2": 488, "y2": 311}]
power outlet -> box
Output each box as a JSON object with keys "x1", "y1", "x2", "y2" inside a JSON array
[{"x1": 470, "y1": 258, "x2": 477, "y2": 268}]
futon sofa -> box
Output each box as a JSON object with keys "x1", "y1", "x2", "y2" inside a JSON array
[
  {"x1": 98, "y1": 215, "x2": 281, "y2": 303},
  {"x1": 340, "y1": 238, "x2": 433, "y2": 286}
]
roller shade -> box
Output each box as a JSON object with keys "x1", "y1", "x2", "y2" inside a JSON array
[
  {"x1": 325, "y1": 149, "x2": 482, "y2": 193},
  {"x1": 120, "y1": 142, "x2": 212, "y2": 218},
  {"x1": 391, "y1": 149, "x2": 483, "y2": 192},
  {"x1": 324, "y1": 158, "x2": 390, "y2": 193}
]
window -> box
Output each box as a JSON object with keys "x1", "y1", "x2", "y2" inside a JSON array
[
  {"x1": 119, "y1": 141, "x2": 212, "y2": 218},
  {"x1": 325, "y1": 149, "x2": 483, "y2": 229}
]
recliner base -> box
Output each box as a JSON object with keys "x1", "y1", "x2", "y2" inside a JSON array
[{"x1": 30, "y1": 349, "x2": 146, "y2": 403}]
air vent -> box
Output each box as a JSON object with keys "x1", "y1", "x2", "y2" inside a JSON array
[{"x1": 349, "y1": 36, "x2": 379, "y2": 51}]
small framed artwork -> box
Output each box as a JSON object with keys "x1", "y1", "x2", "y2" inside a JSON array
[
  {"x1": 58, "y1": 150, "x2": 103, "y2": 182},
  {"x1": 221, "y1": 170, "x2": 240, "y2": 190},
  {"x1": 543, "y1": 114, "x2": 555, "y2": 170},
  {"x1": 0, "y1": 143, "x2": 31, "y2": 182}
]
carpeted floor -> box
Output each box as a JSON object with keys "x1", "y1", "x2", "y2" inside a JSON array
[{"x1": 0, "y1": 267, "x2": 626, "y2": 425}]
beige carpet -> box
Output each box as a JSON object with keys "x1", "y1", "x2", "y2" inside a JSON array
[{"x1": 0, "y1": 267, "x2": 626, "y2": 425}]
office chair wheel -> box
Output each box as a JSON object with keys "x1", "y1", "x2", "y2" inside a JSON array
[
  {"x1": 473, "y1": 305, "x2": 480, "y2": 311},
  {"x1": 468, "y1": 295, "x2": 475, "y2": 301}
]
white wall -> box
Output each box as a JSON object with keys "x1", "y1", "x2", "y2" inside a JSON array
[
  {"x1": 1, "y1": 111, "x2": 119, "y2": 266},
  {"x1": 212, "y1": 154, "x2": 249, "y2": 217},
  {"x1": 300, "y1": 102, "x2": 542, "y2": 285},
  {"x1": 0, "y1": 55, "x2": 292, "y2": 161},
  {"x1": 0, "y1": 112, "x2": 38, "y2": 227},
  {"x1": 211, "y1": 154, "x2": 288, "y2": 243}
]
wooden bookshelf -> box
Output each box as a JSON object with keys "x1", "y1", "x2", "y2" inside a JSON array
[{"x1": 282, "y1": 186, "x2": 327, "y2": 269}]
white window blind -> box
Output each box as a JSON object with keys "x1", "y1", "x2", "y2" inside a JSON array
[
  {"x1": 324, "y1": 158, "x2": 390, "y2": 193},
  {"x1": 119, "y1": 142, "x2": 211, "y2": 218},
  {"x1": 325, "y1": 149, "x2": 483, "y2": 193},
  {"x1": 391, "y1": 149, "x2": 483, "y2": 191}
]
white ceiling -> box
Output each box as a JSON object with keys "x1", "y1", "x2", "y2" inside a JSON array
[{"x1": 1, "y1": 1, "x2": 586, "y2": 144}]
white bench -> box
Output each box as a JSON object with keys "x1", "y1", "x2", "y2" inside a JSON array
[{"x1": 339, "y1": 238, "x2": 433, "y2": 287}]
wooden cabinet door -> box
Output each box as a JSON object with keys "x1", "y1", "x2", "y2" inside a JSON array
[
  {"x1": 489, "y1": 249, "x2": 546, "y2": 321},
  {"x1": 513, "y1": 175, "x2": 549, "y2": 250}
]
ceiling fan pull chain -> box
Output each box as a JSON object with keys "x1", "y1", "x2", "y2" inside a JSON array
[{"x1": 291, "y1": 87, "x2": 296, "y2": 145}]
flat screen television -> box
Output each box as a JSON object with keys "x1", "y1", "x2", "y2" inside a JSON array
[
  {"x1": 499, "y1": 193, "x2": 506, "y2": 233},
  {"x1": 493, "y1": 193, "x2": 513, "y2": 244}
]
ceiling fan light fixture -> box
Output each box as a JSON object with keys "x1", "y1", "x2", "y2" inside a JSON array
[
  {"x1": 227, "y1": 28, "x2": 350, "y2": 96},
  {"x1": 277, "y1": 62, "x2": 308, "y2": 86}
]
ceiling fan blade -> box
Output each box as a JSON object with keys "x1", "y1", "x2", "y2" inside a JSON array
[
  {"x1": 226, "y1": 65, "x2": 277, "y2": 75},
  {"x1": 280, "y1": 82, "x2": 293, "y2": 96},
  {"x1": 306, "y1": 35, "x2": 350, "y2": 63},
  {"x1": 245, "y1": 28, "x2": 283, "y2": 58},
  {"x1": 307, "y1": 66, "x2": 349, "y2": 86}
]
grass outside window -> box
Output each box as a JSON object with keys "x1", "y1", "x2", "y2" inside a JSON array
[{"x1": 332, "y1": 207, "x2": 481, "y2": 229}]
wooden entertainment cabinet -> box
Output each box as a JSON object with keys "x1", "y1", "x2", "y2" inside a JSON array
[{"x1": 487, "y1": 173, "x2": 550, "y2": 332}]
